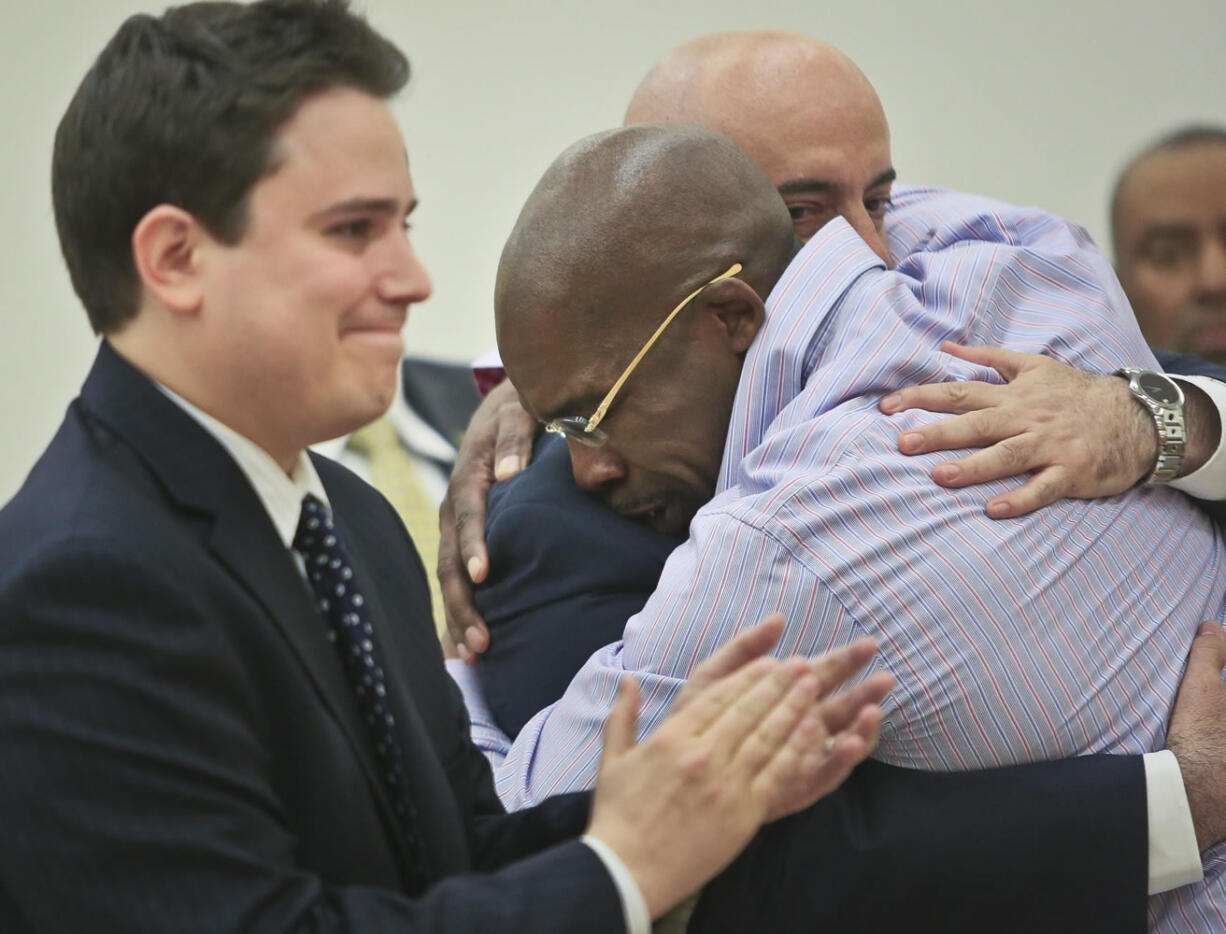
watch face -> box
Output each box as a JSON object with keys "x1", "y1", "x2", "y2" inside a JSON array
[{"x1": 1137, "y1": 372, "x2": 1181, "y2": 405}]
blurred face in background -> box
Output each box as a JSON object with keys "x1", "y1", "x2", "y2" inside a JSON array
[{"x1": 1113, "y1": 141, "x2": 1226, "y2": 364}]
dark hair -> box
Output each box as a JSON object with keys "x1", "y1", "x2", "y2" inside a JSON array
[
  {"x1": 52, "y1": 0, "x2": 410, "y2": 334},
  {"x1": 1110, "y1": 124, "x2": 1226, "y2": 246}
]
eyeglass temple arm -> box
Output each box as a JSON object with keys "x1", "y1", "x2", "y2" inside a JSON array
[{"x1": 585, "y1": 262, "x2": 743, "y2": 433}]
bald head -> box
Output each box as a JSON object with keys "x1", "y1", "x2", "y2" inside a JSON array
[
  {"x1": 625, "y1": 32, "x2": 895, "y2": 260},
  {"x1": 496, "y1": 122, "x2": 793, "y2": 348},
  {"x1": 494, "y1": 124, "x2": 796, "y2": 532},
  {"x1": 626, "y1": 31, "x2": 876, "y2": 128}
]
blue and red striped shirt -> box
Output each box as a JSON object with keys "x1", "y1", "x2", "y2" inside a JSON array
[{"x1": 467, "y1": 187, "x2": 1226, "y2": 929}]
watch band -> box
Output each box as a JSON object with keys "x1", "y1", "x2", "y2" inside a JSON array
[{"x1": 1114, "y1": 367, "x2": 1186, "y2": 483}]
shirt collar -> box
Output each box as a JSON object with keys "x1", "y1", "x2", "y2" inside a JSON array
[
  {"x1": 156, "y1": 385, "x2": 330, "y2": 548},
  {"x1": 717, "y1": 216, "x2": 887, "y2": 492}
]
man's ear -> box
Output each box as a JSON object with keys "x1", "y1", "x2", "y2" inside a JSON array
[
  {"x1": 699, "y1": 278, "x2": 765, "y2": 354},
  {"x1": 131, "y1": 205, "x2": 208, "y2": 316}
]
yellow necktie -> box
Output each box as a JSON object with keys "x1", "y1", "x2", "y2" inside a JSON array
[{"x1": 347, "y1": 417, "x2": 447, "y2": 638}]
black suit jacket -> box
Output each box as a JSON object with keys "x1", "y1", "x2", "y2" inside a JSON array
[
  {"x1": 478, "y1": 435, "x2": 1149, "y2": 933},
  {"x1": 0, "y1": 343, "x2": 621, "y2": 934}
]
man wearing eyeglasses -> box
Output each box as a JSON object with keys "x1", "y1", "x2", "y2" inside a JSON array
[
  {"x1": 482, "y1": 116, "x2": 1226, "y2": 932},
  {"x1": 438, "y1": 30, "x2": 1226, "y2": 932}
]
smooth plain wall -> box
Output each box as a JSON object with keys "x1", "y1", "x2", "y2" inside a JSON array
[{"x1": 3, "y1": 0, "x2": 1224, "y2": 503}]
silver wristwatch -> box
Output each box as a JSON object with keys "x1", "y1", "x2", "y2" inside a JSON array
[{"x1": 1114, "y1": 367, "x2": 1186, "y2": 483}]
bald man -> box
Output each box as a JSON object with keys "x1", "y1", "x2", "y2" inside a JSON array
[
  {"x1": 492, "y1": 120, "x2": 1226, "y2": 931},
  {"x1": 625, "y1": 33, "x2": 896, "y2": 263},
  {"x1": 441, "y1": 36, "x2": 1224, "y2": 585},
  {"x1": 438, "y1": 32, "x2": 1226, "y2": 930},
  {"x1": 1113, "y1": 126, "x2": 1226, "y2": 367}
]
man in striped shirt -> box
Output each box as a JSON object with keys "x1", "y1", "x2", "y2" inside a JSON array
[
  {"x1": 486, "y1": 120, "x2": 1226, "y2": 930},
  {"x1": 442, "y1": 30, "x2": 1226, "y2": 916}
]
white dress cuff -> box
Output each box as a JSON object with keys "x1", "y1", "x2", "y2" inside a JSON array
[
  {"x1": 1144, "y1": 749, "x2": 1204, "y2": 894},
  {"x1": 581, "y1": 834, "x2": 652, "y2": 934},
  {"x1": 1169, "y1": 375, "x2": 1226, "y2": 501}
]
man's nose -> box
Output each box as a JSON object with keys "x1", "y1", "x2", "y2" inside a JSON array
[
  {"x1": 378, "y1": 236, "x2": 433, "y2": 305},
  {"x1": 567, "y1": 440, "x2": 628, "y2": 492},
  {"x1": 845, "y1": 206, "x2": 892, "y2": 267},
  {"x1": 1196, "y1": 236, "x2": 1226, "y2": 303}
]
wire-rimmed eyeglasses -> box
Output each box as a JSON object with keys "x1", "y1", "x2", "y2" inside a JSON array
[{"x1": 543, "y1": 262, "x2": 743, "y2": 447}]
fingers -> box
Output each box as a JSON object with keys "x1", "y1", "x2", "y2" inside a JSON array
[
  {"x1": 813, "y1": 670, "x2": 894, "y2": 735},
  {"x1": 745, "y1": 702, "x2": 826, "y2": 805},
  {"x1": 923, "y1": 430, "x2": 1040, "y2": 481},
  {"x1": 843, "y1": 699, "x2": 885, "y2": 752},
  {"x1": 926, "y1": 446, "x2": 1070, "y2": 519},
  {"x1": 438, "y1": 488, "x2": 491, "y2": 661},
  {"x1": 806, "y1": 636, "x2": 879, "y2": 698},
  {"x1": 803, "y1": 705, "x2": 882, "y2": 788},
  {"x1": 438, "y1": 409, "x2": 504, "y2": 658},
  {"x1": 438, "y1": 553, "x2": 489, "y2": 662},
  {"x1": 684, "y1": 638, "x2": 886, "y2": 783},
  {"x1": 724, "y1": 665, "x2": 822, "y2": 780},
  {"x1": 896, "y1": 408, "x2": 1013, "y2": 456},
  {"x1": 491, "y1": 397, "x2": 537, "y2": 481},
  {"x1": 936, "y1": 341, "x2": 1029, "y2": 380},
  {"x1": 693, "y1": 615, "x2": 785, "y2": 684},
  {"x1": 440, "y1": 628, "x2": 460, "y2": 661},
  {"x1": 759, "y1": 698, "x2": 883, "y2": 821},
  {"x1": 880, "y1": 379, "x2": 1001, "y2": 417},
  {"x1": 673, "y1": 656, "x2": 781, "y2": 740},
  {"x1": 753, "y1": 641, "x2": 888, "y2": 817},
  {"x1": 452, "y1": 487, "x2": 491, "y2": 587},
  {"x1": 1182, "y1": 621, "x2": 1226, "y2": 690},
  {"x1": 878, "y1": 343, "x2": 1043, "y2": 417},
  {"x1": 676, "y1": 616, "x2": 785, "y2": 710},
  {"x1": 980, "y1": 465, "x2": 1068, "y2": 519}
]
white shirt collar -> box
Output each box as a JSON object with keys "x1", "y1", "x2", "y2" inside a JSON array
[
  {"x1": 156, "y1": 385, "x2": 330, "y2": 548},
  {"x1": 385, "y1": 390, "x2": 458, "y2": 462}
]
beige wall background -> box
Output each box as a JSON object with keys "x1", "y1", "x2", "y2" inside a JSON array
[{"x1": 3, "y1": 0, "x2": 1224, "y2": 503}]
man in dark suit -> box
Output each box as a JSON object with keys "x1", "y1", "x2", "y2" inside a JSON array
[{"x1": 0, "y1": 4, "x2": 891, "y2": 931}]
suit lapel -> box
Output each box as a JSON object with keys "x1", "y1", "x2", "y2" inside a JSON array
[{"x1": 79, "y1": 342, "x2": 416, "y2": 876}]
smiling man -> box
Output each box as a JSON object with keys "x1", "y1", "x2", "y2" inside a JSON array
[{"x1": 0, "y1": 4, "x2": 892, "y2": 932}]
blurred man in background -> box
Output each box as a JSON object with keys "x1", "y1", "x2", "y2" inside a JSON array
[{"x1": 1113, "y1": 126, "x2": 1226, "y2": 367}]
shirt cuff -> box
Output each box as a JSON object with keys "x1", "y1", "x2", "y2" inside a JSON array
[
  {"x1": 581, "y1": 834, "x2": 652, "y2": 934},
  {"x1": 1169, "y1": 374, "x2": 1226, "y2": 501},
  {"x1": 1144, "y1": 749, "x2": 1203, "y2": 894},
  {"x1": 444, "y1": 657, "x2": 511, "y2": 762}
]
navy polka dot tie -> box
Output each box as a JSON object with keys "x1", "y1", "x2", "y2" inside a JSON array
[{"x1": 293, "y1": 493, "x2": 430, "y2": 890}]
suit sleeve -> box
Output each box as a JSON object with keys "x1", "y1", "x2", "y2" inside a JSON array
[
  {"x1": 0, "y1": 540, "x2": 622, "y2": 934},
  {"x1": 690, "y1": 755, "x2": 1147, "y2": 934}
]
